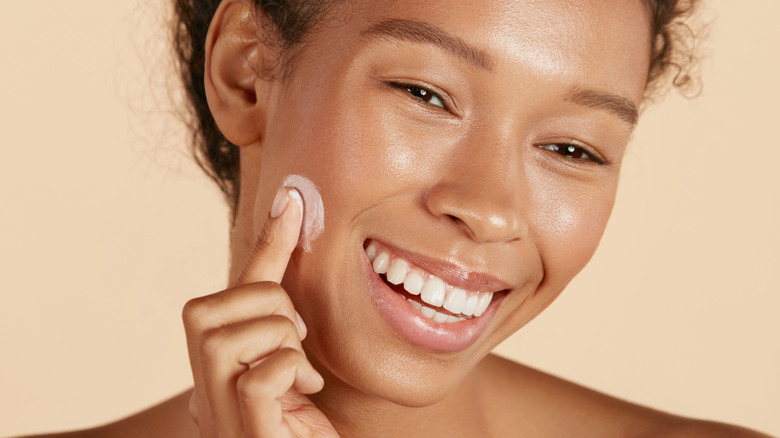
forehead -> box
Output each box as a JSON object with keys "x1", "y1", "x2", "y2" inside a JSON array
[{"x1": 330, "y1": 0, "x2": 653, "y2": 103}]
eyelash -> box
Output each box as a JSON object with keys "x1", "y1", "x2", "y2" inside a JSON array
[
  {"x1": 389, "y1": 81, "x2": 606, "y2": 165},
  {"x1": 390, "y1": 82, "x2": 448, "y2": 110},
  {"x1": 537, "y1": 143, "x2": 606, "y2": 165}
]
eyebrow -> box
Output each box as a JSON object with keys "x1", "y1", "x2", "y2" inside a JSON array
[
  {"x1": 362, "y1": 19, "x2": 638, "y2": 126},
  {"x1": 361, "y1": 18, "x2": 493, "y2": 70},
  {"x1": 565, "y1": 87, "x2": 639, "y2": 126}
]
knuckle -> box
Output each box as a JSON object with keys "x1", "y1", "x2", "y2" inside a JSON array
[
  {"x1": 265, "y1": 315, "x2": 301, "y2": 343},
  {"x1": 251, "y1": 282, "x2": 295, "y2": 314},
  {"x1": 255, "y1": 224, "x2": 277, "y2": 251},
  {"x1": 275, "y1": 295, "x2": 297, "y2": 316},
  {"x1": 255, "y1": 282, "x2": 294, "y2": 311},
  {"x1": 182, "y1": 296, "x2": 212, "y2": 327},
  {"x1": 244, "y1": 239, "x2": 278, "y2": 272},
  {"x1": 199, "y1": 328, "x2": 228, "y2": 357},
  {"x1": 235, "y1": 348, "x2": 304, "y2": 403},
  {"x1": 255, "y1": 280, "x2": 285, "y2": 296},
  {"x1": 266, "y1": 313, "x2": 296, "y2": 329},
  {"x1": 236, "y1": 369, "x2": 268, "y2": 403},
  {"x1": 276, "y1": 347, "x2": 303, "y2": 364}
]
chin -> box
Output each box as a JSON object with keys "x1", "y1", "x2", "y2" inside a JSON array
[
  {"x1": 308, "y1": 334, "x2": 483, "y2": 408},
  {"x1": 281, "y1": 207, "x2": 548, "y2": 410}
]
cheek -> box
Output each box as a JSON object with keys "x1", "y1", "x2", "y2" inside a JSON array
[
  {"x1": 528, "y1": 168, "x2": 618, "y2": 284},
  {"x1": 280, "y1": 103, "x2": 442, "y2": 218}
]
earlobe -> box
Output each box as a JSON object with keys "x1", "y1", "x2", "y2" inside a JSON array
[{"x1": 205, "y1": 0, "x2": 269, "y2": 147}]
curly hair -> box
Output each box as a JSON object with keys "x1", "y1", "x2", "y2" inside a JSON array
[
  {"x1": 172, "y1": 0, "x2": 702, "y2": 216},
  {"x1": 645, "y1": 0, "x2": 701, "y2": 101}
]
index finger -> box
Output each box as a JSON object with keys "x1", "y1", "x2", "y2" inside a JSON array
[{"x1": 235, "y1": 187, "x2": 304, "y2": 286}]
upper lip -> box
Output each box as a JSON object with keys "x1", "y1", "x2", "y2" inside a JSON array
[{"x1": 365, "y1": 238, "x2": 512, "y2": 293}]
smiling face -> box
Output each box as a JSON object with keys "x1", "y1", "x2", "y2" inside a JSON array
[{"x1": 227, "y1": 0, "x2": 651, "y2": 406}]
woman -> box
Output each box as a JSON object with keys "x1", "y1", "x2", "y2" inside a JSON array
[{"x1": 10, "y1": 0, "x2": 774, "y2": 436}]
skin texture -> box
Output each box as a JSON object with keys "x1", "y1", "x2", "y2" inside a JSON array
[
  {"x1": 228, "y1": 0, "x2": 647, "y2": 415},
  {"x1": 14, "y1": 0, "x2": 773, "y2": 437}
]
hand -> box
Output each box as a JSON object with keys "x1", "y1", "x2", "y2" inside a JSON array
[{"x1": 183, "y1": 187, "x2": 339, "y2": 437}]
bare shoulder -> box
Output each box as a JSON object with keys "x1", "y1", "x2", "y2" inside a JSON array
[
  {"x1": 475, "y1": 354, "x2": 773, "y2": 438},
  {"x1": 654, "y1": 420, "x2": 775, "y2": 438},
  {"x1": 12, "y1": 390, "x2": 198, "y2": 438}
]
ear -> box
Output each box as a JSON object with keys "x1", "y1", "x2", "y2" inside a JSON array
[{"x1": 205, "y1": 0, "x2": 271, "y2": 147}]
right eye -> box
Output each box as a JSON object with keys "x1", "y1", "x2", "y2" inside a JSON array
[
  {"x1": 391, "y1": 83, "x2": 447, "y2": 110},
  {"x1": 537, "y1": 143, "x2": 606, "y2": 165}
]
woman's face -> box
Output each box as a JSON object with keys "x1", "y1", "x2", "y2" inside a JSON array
[{"x1": 237, "y1": 0, "x2": 651, "y2": 405}]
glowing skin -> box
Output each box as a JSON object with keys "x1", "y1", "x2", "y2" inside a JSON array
[
  {"x1": 14, "y1": 1, "x2": 768, "y2": 437},
  {"x1": 218, "y1": 0, "x2": 659, "y2": 434},
  {"x1": 230, "y1": 0, "x2": 650, "y2": 409},
  {"x1": 282, "y1": 174, "x2": 325, "y2": 253}
]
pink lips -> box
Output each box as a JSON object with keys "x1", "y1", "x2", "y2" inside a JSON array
[{"x1": 362, "y1": 240, "x2": 507, "y2": 353}]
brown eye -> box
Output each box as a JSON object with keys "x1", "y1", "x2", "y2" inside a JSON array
[
  {"x1": 538, "y1": 143, "x2": 605, "y2": 164},
  {"x1": 392, "y1": 83, "x2": 446, "y2": 109}
]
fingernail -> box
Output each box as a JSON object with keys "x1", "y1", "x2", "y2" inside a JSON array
[
  {"x1": 270, "y1": 188, "x2": 289, "y2": 218},
  {"x1": 295, "y1": 311, "x2": 308, "y2": 339},
  {"x1": 287, "y1": 188, "x2": 303, "y2": 214}
]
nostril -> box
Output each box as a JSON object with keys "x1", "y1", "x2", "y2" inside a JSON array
[
  {"x1": 444, "y1": 214, "x2": 475, "y2": 238},
  {"x1": 445, "y1": 214, "x2": 467, "y2": 229}
]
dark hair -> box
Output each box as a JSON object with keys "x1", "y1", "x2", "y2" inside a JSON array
[
  {"x1": 645, "y1": 0, "x2": 701, "y2": 101},
  {"x1": 172, "y1": 0, "x2": 702, "y2": 216}
]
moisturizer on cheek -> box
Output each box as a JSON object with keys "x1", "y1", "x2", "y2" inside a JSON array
[{"x1": 283, "y1": 174, "x2": 325, "y2": 253}]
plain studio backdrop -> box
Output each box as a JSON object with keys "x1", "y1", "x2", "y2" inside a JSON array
[{"x1": 1, "y1": 1, "x2": 778, "y2": 436}]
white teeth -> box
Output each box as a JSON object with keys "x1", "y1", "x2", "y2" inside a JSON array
[
  {"x1": 402, "y1": 272, "x2": 423, "y2": 295},
  {"x1": 366, "y1": 243, "x2": 498, "y2": 321},
  {"x1": 366, "y1": 242, "x2": 377, "y2": 262},
  {"x1": 474, "y1": 293, "x2": 493, "y2": 317},
  {"x1": 462, "y1": 294, "x2": 479, "y2": 317},
  {"x1": 420, "y1": 277, "x2": 446, "y2": 307},
  {"x1": 442, "y1": 287, "x2": 466, "y2": 315},
  {"x1": 386, "y1": 259, "x2": 407, "y2": 285},
  {"x1": 407, "y1": 299, "x2": 423, "y2": 310},
  {"x1": 409, "y1": 297, "x2": 469, "y2": 324},
  {"x1": 372, "y1": 252, "x2": 389, "y2": 274},
  {"x1": 432, "y1": 312, "x2": 449, "y2": 323},
  {"x1": 420, "y1": 306, "x2": 436, "y2": 319}
]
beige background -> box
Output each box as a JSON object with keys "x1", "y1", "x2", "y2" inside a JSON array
[{"x1": 1, "y1": 0, "x2": 778, "y2": 436}]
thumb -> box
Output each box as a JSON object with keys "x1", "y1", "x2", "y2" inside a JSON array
[{"x1": 235, "y1": 187, "x2": 304, "y2": 286}]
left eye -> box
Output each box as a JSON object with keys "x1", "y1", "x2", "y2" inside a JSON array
[
  {"x1": 538, "y1": 143, "x2": 604, "y2": 164},
  {"x1": 393, "y1": 83, "x2": 446, "y2": 109}
]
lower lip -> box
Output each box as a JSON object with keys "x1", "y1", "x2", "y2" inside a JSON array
[{"x1": 362, "y1": 251, "x2": 502, "y2": 354}]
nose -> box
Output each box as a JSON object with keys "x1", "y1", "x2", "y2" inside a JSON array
[{"x1": 424, "y1": 131, "x2": 529, "y2": 244}]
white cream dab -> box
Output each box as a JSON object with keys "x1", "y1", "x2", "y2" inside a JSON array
[{"x1": 283, "y1": 174, "x2": 324, "y2": 253}]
